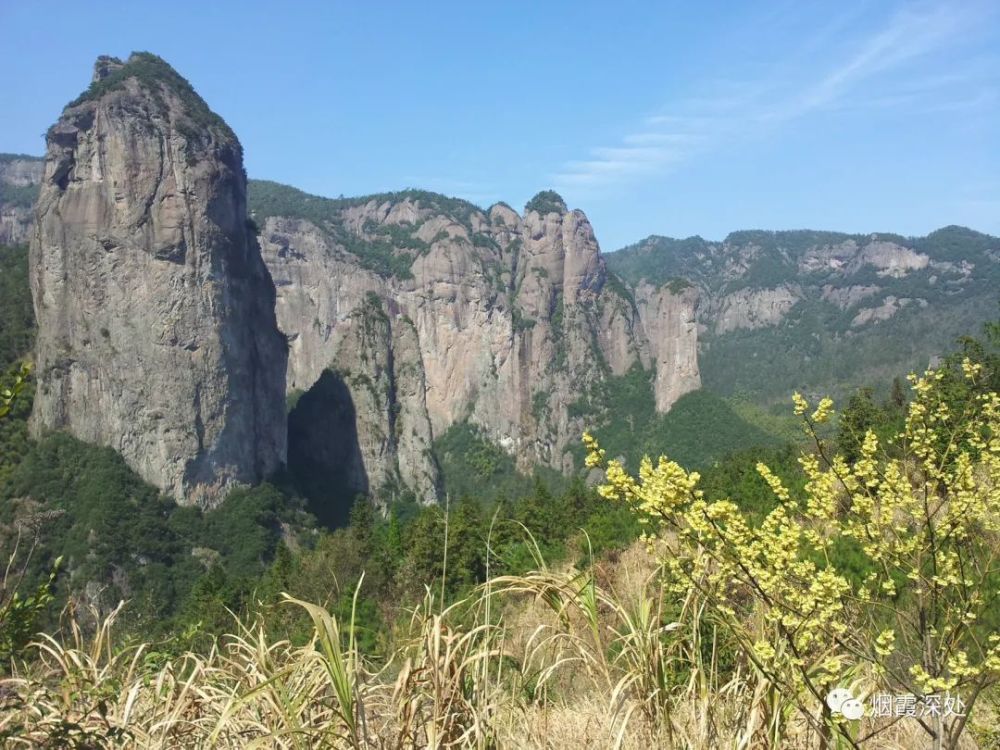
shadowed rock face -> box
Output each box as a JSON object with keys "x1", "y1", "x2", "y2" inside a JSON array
[
  {"x1": 29, "y1": 53, "x2": 288, "y2": 507},
  {"x1": 287, "y1": 296, "x2": 442, "y2": 513}
]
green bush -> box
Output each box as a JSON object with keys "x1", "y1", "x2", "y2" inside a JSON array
[
  {"x1": 524, "y1": 190, "x2": 566, "y2": 216},
  {"x1": 0, "y1": 245, "x2": 34, "y2": 371}
]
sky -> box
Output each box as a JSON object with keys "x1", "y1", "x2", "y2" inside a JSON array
[{"x1": 1, "y1": 0, "x2": 998, "y2": 249}]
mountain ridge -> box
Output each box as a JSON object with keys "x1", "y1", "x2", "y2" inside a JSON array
[
  {"x1": 607, "y1": 226, "x2": 999, "y2": 404},
  {"x1": 256, "y1": 179, "x2": 700, "y2": 507},
  {"x1": 4, "y1": 162, "x2": 992, "y2": 262}
]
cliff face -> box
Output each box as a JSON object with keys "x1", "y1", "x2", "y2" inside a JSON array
[
  {"x1": 634, "y1": 282, "x2": 701, "y2": 412},
  {"x1": 30, "y1": 54, "x2": 288, "y2": 506},
  {"x1": 0, "y1": 155, "x2": 43, "y2": 245},
  {"x1": 254, "y1": 183, "x2": 700, "y2": 504}
]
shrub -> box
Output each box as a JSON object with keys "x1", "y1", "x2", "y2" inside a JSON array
[
  {"x1": 524, "y1": 190, "x2": 566, "y2": 216},
  {"x1": 585, "y1": 359, "x2": 1000, "y2": 747}
]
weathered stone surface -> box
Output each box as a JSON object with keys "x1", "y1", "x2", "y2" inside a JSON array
[
  {"x1": 711, "y1": 285, "x2": 802, "y2": 334},
  {"x1": 295, "y1": 296, "x2": 441, "y2": 508},
  {"x1": 850, "y1": 295, "x2": 926, "y2": 328},
  {"x1": 0, "y1": 204, "x2": 34, "y2": 246},
  {"x1": 0, "y1": 157, "x2": 43, "y2": 188},
  {"x1": 848, "y1": 241, "x2": 929, "y2": 277},
  {"x1": 820, "y1": 284, "x2": 880, "y2": 309},
  {"x1": 260, "y1": 215, "x2": 384, "y2": 393},
  {"x1": 29, "y1": 54, "x2": 287, "y2": 506},
  {"x1": 634, "y1": 282, "x2": 701, "y2": 411}
]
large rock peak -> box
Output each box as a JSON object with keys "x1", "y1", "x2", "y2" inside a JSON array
[
  {"x1": 29, "y1": 54, "x2": 288, "y2": 506},
  {"x1": 517, "y1": 192, "x2": 606, "y2": 316}
]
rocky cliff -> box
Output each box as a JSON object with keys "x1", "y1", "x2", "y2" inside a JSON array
[
  {"x1": 29, "y1": 53, "x2": 288, "y2": 506},
  {"x1": 607, "y1": 228, "x2": 999, "y2": 402},
  {"x1": 251, "y1": 182, "x2": 700, "y2": 505},
  {"x1": 0, "y1": 154, "x2": 43, "y2": 245}
]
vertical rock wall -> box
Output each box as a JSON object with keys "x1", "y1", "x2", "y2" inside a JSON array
[{"x1": 30, "y1": 54, "x2": 287, "y2": 506}]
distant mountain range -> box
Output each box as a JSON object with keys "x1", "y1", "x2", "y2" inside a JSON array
[{"x1": 607, "y1": 227, "x2": 999, "y2": 405}]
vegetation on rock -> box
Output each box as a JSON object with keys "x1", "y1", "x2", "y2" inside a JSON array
[
  {"x1": 248, "y1": 179, "x2": 488, "y2": 279},
  {"x1": 608, "y1": 227, "x2": 1000, "y2": 406},
  {"x1": 524, "y1": 189, "x2": 567, "y2": 216},
  {"x1": 64, "y1": 51, "x2": 238, "y2": 144}
]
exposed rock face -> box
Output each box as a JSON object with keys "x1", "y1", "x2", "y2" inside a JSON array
[
  {"x1": 255, "y1": 186, "x2": 701, "y2": 502},
  {"x1": 710, "y1": 285, "x2": 801, "y2": 334},
  {"x1": 849, "y1": 241, "x2": 928, "y2": 277},
  {"x1": 0, "y1": 157, "x2": 43, "y2": 188},
  {"x1": 850, "y1": 295, "x2": 927, "y2": 328},
  {"x1": 0, "y1": 155, "x2": 43, "y2": 245},
  {"x1": 289, "y1": 295, "x2": 441, "y2": 509},
  {"x1": 634, "y1": 282, "x2": 701, "y2": 411},
  {"x1": 820, "y1": 284, "x2": 879, "y2": 309},
  {"x1": 797, "y1": 238, "x2": 928, "y2": 277},
  {"x1": 29, "y1": 54, "x2": 287, "y2": 506}
]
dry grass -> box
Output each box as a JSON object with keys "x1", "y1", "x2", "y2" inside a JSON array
[{"x1": 0, "y1": 540, "x2": 992, "y2": 748}]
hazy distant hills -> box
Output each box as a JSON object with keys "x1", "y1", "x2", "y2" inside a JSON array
[{"x1": 607, "y1": 227, "x2": 999, "y2": 405}]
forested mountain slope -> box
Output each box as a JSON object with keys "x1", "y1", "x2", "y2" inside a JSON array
[{"x1": 607, "y1": 227, "x2": 999, "y2": 404}]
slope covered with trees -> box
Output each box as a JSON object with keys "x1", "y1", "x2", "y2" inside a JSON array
[{"x1": 607, "y1": 227, "x2": 1000, "y2": 405}]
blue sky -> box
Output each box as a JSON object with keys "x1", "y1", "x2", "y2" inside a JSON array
[{"x1": 2, "y1": 1, "x2": 998, "y2": 249}]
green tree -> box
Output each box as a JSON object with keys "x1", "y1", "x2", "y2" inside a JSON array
[
  {"x1": 0, "y1": 369, "x2": 62, "y2": 667},
  {"x1": 445, "y1": 496, "x2": 486, "y2": 591},
  {"x1": 836, "y1": 387, "x2": 885, "y2": 463},
  {"x1": 515, "y1": 476, "x2": 557, "y2": 540},
  {"x1": 400, "y1": 506, "x2": 446, "y2": 594}
]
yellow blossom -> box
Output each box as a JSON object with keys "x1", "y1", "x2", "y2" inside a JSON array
[{"x1": 793, "y1": 392, "x2": 809, "y2": 416}]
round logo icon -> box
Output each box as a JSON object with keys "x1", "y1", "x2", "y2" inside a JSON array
[
  {"x1": 826, "y1": 688, "x2": 864, "y2": 719},
  {"x1": 841, "y1": 697, "x2": 864, "y2": 720},
  {"x1": 826, "y1": 688, "x2": 853, "y2": 713}
]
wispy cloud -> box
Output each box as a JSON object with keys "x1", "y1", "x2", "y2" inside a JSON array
[
  {"x1": 552, "y1": 2, "x2": 995, "y2": 193},
  {"x1": 793, "y1": 3, "x2": 968, "y2": 112}
]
